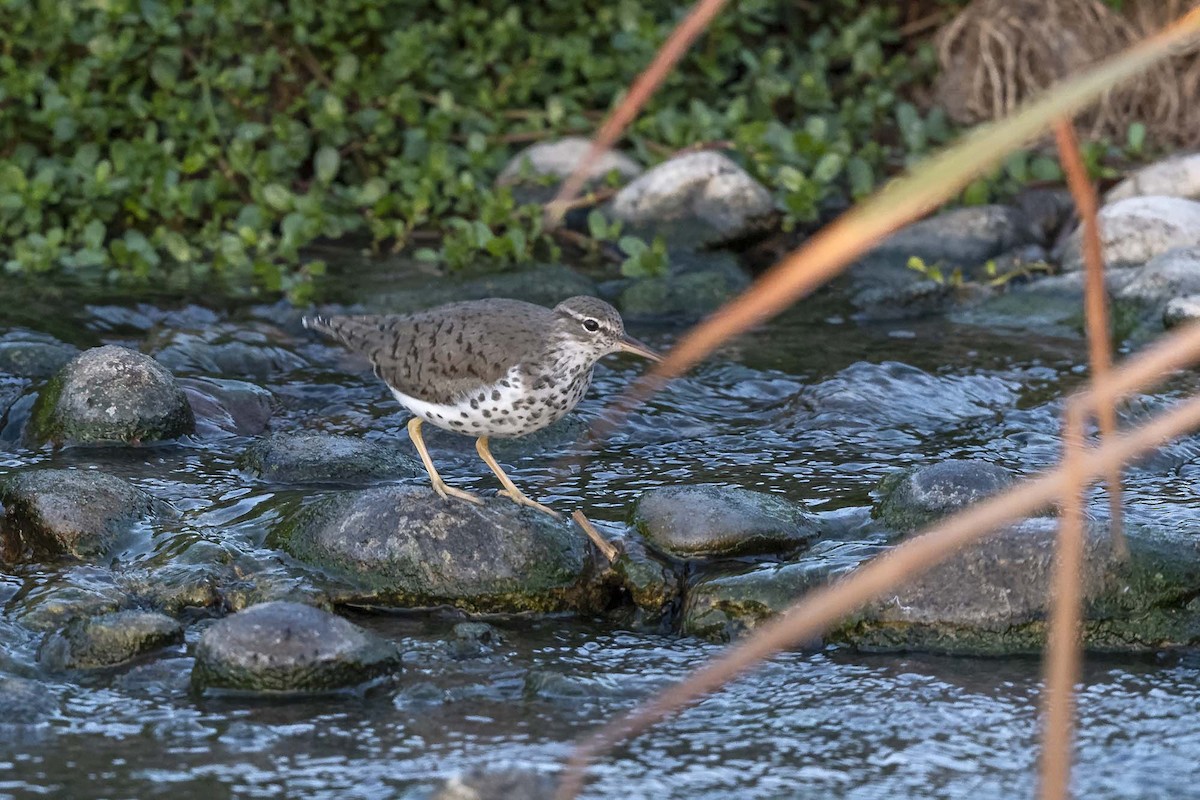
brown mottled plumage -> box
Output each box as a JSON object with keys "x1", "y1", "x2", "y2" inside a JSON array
[{"x1": 304, "y1": 296, "x2": 660, "y2": 516}]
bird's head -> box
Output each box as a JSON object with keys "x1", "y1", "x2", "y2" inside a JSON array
[{"x1": 553, "y1": 296, "x2": 661, "y2": 363}]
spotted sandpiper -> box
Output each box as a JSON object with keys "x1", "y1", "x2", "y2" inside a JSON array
[{"x1": 303, "y1": 296, "x2": 661, "y2": 516}]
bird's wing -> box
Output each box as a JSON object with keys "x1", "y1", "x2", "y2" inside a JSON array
[{"x1": 303, "y1": 300, "x2": 552, "y2": 405}]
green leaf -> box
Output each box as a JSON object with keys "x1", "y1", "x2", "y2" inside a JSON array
[
  {"x1": 262, "y1": 184, "x2": 293, "y2": 212},
  {"x1": 618, "y1": 235, "x2": 647, "y2": 257},
  {"x1": 1127, "y1": 121, "x2": 1146, "y2": 153},
  {"x1": 315, "y1": 146, "x2": 340, "y2": 183},
  {"x1": 812, "y1": 153, "x2": 843, "y2": 184}
]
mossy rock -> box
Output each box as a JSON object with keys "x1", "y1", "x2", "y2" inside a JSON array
[
  {"x1": 191, "y1": 601, "x2": 402, "y2": 694},
  {"x1": 238, "y1": 431, "x2": 422, "y2": 483},
  {"x1": 38, "y1": 611, "x2": 183, "y2": 670},
  {"x1": 1, "y1": 468, "x2": 174, "y2": 562},
  {"x1": 873, "y1": 459, "x2": 1016, "y2": 536},
  {"x1": 28, "y1": 345, "x2": 194, "y2": 444},
  {"x1": 269, "y1": 485, "x2": 599, "y2": 613}
]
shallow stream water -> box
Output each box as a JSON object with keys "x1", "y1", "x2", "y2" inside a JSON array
[{"x1": 2, "y1": 268, "x2": 1200, "y2": 799}]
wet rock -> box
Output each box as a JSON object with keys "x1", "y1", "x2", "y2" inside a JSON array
[
  {"x1": 873, "y1": 460, "x2": 1016, "y2": 535},
  {"x1": 1, "y1": 469, "x2": 172, "y2": 562},
  {"x1": 1111, "y1": 247, "x2": 1200, "y2": 307},
  {"x1": 0, "y1": 331, "x2": 79, "y2": 379},
  {"x1": 610, "y1": 151, "x2": 777, "y2": 247},
  {"x1": 28, "y1": 345, "x2": 195, "y2": 444},
  {"x1": 431, "y1": 768, "x2": 556, "y2": 800},
  {"x1": 448, "y1": 621, "x2": 505, "y2": 658},
  {"x1": 496, "y1": 137, "x2": 642, "y2": 205},
  {"x1": 609, "y1": 535, "x2": 682, "y2": 628},
  {"x1": 38, "y1": 611, "x2": 183, "y2": 670},
  {"x1": 616, "y1": 252, "x2": 751, "y2": 321},
  {"x1": 180, "y1": 377, "x2": 276, "y2": 437},
  {"x1": 1164, "y1": 294, "x2": 1200, "y2": 329},
  {"x1": 686, "y1": 520, "x2": 1200, "y2": 655},
  {"x1": 683, "y1": 539, "x2": 888, "y2": 641},
  {"x1": 85, "y1": 303, "x2": 221, "y2": 335},
  {"x1": 951, "y1": 268, "x2": 1140, "y2": 338},
  {"x1": 1105, "y1": 153, "x2": 1200, "y2": 203},
  {"x1": 869, "y1": 205, "x2": 1041, "y2": 268},
  {"x1": 149, "y1": 328, "x2": 307, "y2": 379},
  {"x1": 238, "y1": 432, "x2": 421, "y2": 484},
  {"x1": 359, "y1": 264, "x2": 599, "y2": 316},
  {"x1": 191, "y1": 601, "x2": 402, "y2": 693},
  {"x1": 12, "y1": 582, "x2": 127, "y2": 631},
  {"x1": 271, "y1": 485, "x2": 595, "y2": 613},
  {"x1": 1059, "y1": 196, "x2": 1200, "y2": 272},
  {"x1": 633, "y1": 485, "x2": 818, "y2": 559}
]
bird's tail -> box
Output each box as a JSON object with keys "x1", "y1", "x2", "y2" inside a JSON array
[{"x1": 302, "y1": 315, "x2": 336, "y2": 338}]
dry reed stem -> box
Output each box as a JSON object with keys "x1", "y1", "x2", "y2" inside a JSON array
[
  {"x1": 555, "y1": 385, "x2": 1200, "y2": 800},
  {"x1": 1038, "y1": 405, "x2": 1088, "y2": 800},
  {"x1": 572, "y1": 510, "x2": 620, "y2": 563},
  {"x1": 1053, "y1": 119, "x2": 1126, "y2": 554},
  {"x1": 543, "y1": 0, "x2": 730, "y2": 224}
]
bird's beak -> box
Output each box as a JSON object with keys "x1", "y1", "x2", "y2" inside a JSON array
[{"x1": 617, "y1": 334, "x2": 663, "y2": 362}]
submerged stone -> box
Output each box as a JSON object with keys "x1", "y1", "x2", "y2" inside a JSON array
[
  {"x1": 609, "y1": 536, "x2": 683, "y2": 629},
  {"x1": 180, "y1": 377, "x2": 276, "y2": 437},
  {"x1": 271, "y1": 485, "x2": 595, "y2": 613},
  {"x1": 0, "y1": 332, "x2": 79, "y2": 379},
  {"x1": 28, "y1": 345, "x2": 194, "y2": 444},
  {"x1": 0, "y1": 469, "x2": 173, "y2": 562},
  {"x1": 191, "y1": 601, "x2": 402, "y2": 693},
  {"x1": 633, "y1": 485, "x2": 818, "y2": 559},
  {"x1": 873, "y1": 459, "x2": 1016, "y2": 535},
  {"x1": 238, "y1": 431, "x2": 421, "y2": 483},
  {"x1": 148, "y1": 327, "x2": 307, "y2": 379},
  {"x1": 38, "y1": 611, "x2": 183, "y2": 670}
]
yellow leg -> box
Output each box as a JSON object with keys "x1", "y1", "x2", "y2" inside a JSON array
[
  {"x1": 475, "y1": 436, "x2": 561, "y2": 518},
  {"x1": 407, "y1": 417, "x2": 483, "y2": 505}
]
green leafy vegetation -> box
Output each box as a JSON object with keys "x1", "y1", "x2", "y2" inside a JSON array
[{"x1": 0, "y1": 0, "x2": 1152, "y2": 299}]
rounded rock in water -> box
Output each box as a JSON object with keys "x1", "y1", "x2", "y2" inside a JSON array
[
  {"x1": 632, "y1": 485, "x2": 818, "y2": 559},
  {"x1": 191, "y1": 601, "x2": 403, "y2": 694},
  {"x1": 28, "y1": 345, "x2": 195, "y2": 444},
  {"x1": 0, "y1": 468, "x2": 173, "y2": 562},
  {"x1": 38, "y1": 611, "x2": 183, "y2": 671}
]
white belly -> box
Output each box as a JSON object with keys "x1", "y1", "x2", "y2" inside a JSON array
[{"x1": 389, "y1": 367, "x2": 576, "y2": 439}]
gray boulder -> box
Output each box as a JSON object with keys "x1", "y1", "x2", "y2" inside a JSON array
[
  {"x1": 684, "y1": 520, "x2": 1200, "y2": 655},
  {"x1": 238, "y1": 432, "x2": 421, "y2": 483},
  {"x1": 1, "y1": 469, "x2": 173, "y2": 561},
  {"x1": 271, "y1": 485, "x2": 597, "y2": 613},
  {"x1": 1059, "y1": 196, "x2": 1200, "y2": 272},
  {"x1": 633, "y1": 485, "x2": 818, "y2": 559},
  {"x1": 191, "y1": 601, "x2": 402, "y2": 693},
  {"x1": 873, "y1": 460, "x2": 1016, "y2": 535},
  {"x1": 28, "y1": 345, "x2": 194, "y2": 444},
  {"x1": 869, "y1": 205, "x2": 1040, "y2": 268},
  {"x1": 1111, "y1": 247, "x2": 1200, "y2": 307},
  {"x1": 1105, "y1": 153, "x2": 1200, "y2": 203},
  {"x1": 38, "y1": 611, "x2": 183, "y2": 670},
  {"x1": 496, "y1": 137, "x2": 642, "y2": 206},
  {"x1": 610, "y1": 151, "x2": 777, "y2": 247}
]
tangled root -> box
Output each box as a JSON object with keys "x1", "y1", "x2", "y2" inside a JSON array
[{"x1": 933, "y1": 0, "x2": 1200, "y2": 146}]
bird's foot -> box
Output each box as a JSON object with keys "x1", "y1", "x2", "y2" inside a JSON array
[
  {"x1": 497, "y1": 489, "x2": 562, "y2": 519},
  {"x1": 431, "y1": 479, "x2": 485, "y2": 506}
]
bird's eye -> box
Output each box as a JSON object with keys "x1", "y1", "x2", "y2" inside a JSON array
[{"x1": 582, "y1": 318, "x2": 600, "y2": 332}]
